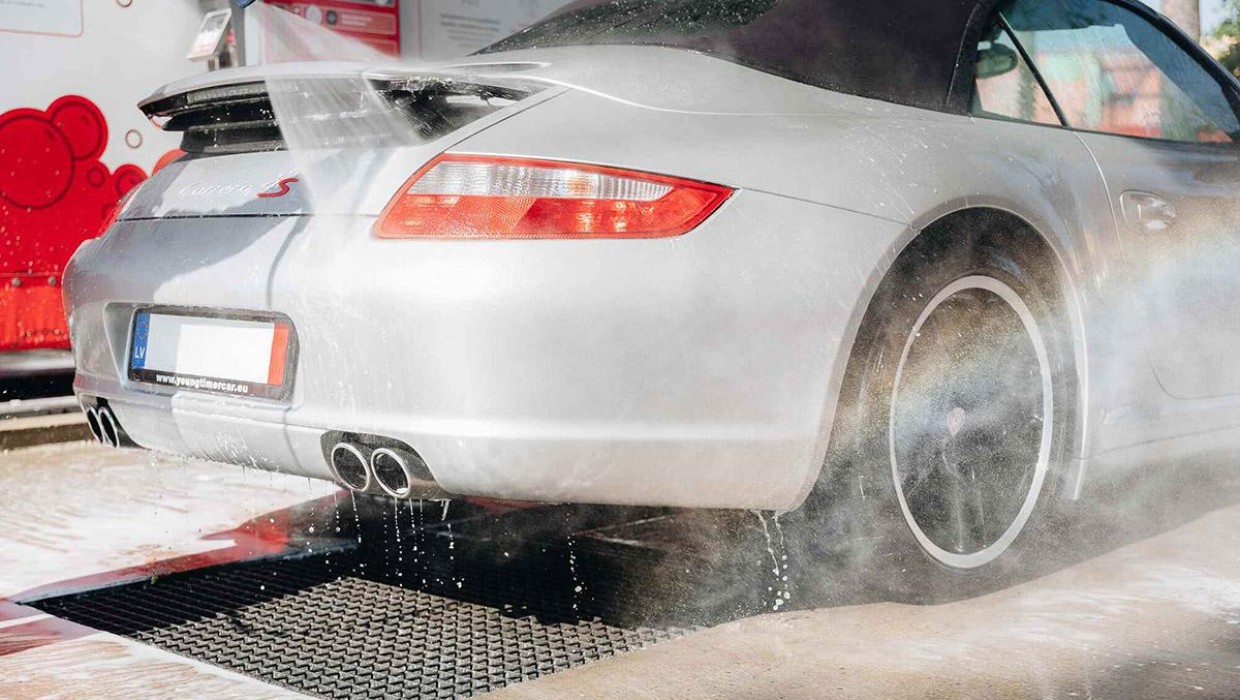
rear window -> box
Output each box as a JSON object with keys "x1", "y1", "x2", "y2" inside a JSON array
[
  {"x1": 479, "y1": 0, "x2": 967, "y2": 111},
  {"x1": 484, "y1": 0, "x2": 780, "y2": 53}
]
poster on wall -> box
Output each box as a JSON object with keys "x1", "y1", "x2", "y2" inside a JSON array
[
  {"x1": 187, "y1": 8, "x2": 233, "y2": 61},
  {"x1": 264, "y1": 0, "x2": 401, "y2": 56},
  {"x1": 414, "y1": 0, "x2": 565, "y2": 58},
  {"x1": 0, "y1": 0, "x2": 82, "y2": 37}
]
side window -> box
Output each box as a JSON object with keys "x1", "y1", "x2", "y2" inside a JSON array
[
  {"x1": 1001, "y1": 0, "x2": 1240, "y2": 144},
  {"x1": 972, "y1": 22, "x2": 1063, "y2": 126}
]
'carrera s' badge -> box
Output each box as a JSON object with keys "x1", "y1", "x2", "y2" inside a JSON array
[{"x1": 257, "y1": 177, "x2": 300, "y2": 199}]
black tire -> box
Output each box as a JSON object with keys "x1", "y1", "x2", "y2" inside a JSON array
[{"x1": 806, "y1": 211, "x2": 1076, "y2": 602}]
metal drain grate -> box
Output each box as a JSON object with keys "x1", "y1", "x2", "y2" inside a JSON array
[
  {"x1": 36, "y1": 552, "x2": 683, "y2": 699},
  {"x1": 27, "y1": 500, "x2": 779, "y2": 700}
]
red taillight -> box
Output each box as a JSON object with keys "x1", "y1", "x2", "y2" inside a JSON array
[{"x1": 374, "y1": 154, "x2": 733, "y2": 240}]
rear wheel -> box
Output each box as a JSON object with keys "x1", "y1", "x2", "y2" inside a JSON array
[
  {"x1": 812, "y1": 214, "x2": 1074, "y2": 598},
  {"x1": 888, "y1": 274, "x2": 1054, "y2": 571}
]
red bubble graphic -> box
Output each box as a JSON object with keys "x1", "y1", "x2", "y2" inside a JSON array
[{"x1": 0, "y1": 96, "x2": 149, "y2": 351}]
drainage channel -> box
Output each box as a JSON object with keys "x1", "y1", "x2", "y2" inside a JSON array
[{"x1": 31, "y1": 500, "x2": 776, "y2": 699}]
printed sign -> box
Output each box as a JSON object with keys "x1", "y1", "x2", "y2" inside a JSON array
[
  {"x1": 265, "y1": 1, "x2": 401, "y2": 56},
  {"x1": 416, "y1": 0, "x2": 561, "y2": 58},
  {"x1": 187, "y1": 9, "x2": 233, "y2": 60},
  {"x1": 0, "y1": 0, "x2": 82, "y2": 38}
]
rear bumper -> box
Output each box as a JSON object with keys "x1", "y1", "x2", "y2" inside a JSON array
[
  {"x1": 76, "y1": 375, "x2": 820, "y2": 509},
  {"x1": 65, "y1": 190, "x2": 908, "y2": 510}
]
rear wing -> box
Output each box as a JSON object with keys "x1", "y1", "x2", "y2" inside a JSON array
[{"x1": 139, "y1": 63, "x2": 543, "y2": 156}]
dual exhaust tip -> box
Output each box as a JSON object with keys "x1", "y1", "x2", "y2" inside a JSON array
[
  {"x1": 85, "y1": 405, "x2": 125, "y2": 448},
  {"x1": 329, "y1": 441, "x2": 438, "y2": 499},
  {"x1": 81, "y1": 404, "x2": 435, "y2": 497}
]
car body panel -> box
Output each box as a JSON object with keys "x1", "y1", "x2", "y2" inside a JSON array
[
  {"x1": 456, "y1": 82, "x2": 1149, "y2": 474},
  {"x1": 1078, "y1": 131, "x2": 1240, "y2": 401},
  {"x1": 69, "y1": 189, "x2": 907, "y2": 510},
  {"x1": 64, "y1": 13, "x2": 1240, "y2": 509}
]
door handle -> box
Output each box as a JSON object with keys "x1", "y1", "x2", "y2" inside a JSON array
[{"x1": 1120, "y1": 191, "x2": 1177, "y2": 234}]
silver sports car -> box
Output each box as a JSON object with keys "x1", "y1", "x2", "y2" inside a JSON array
[{"x1": 65, "y1": 0, "x2": 1240, "y2": 578}]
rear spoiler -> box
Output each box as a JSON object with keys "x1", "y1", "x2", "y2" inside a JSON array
[{"x1": 138, "y1": 63, "x2": 542, "y2": 156}]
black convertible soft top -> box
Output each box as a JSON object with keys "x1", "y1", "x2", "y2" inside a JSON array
[{"x1": 481, "y1": 0, "x2": 996, "y2": 112}]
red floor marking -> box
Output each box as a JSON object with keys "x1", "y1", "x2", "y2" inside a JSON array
[{"x1": 0, "y1": 601, "x2": 94, "y2": 657}]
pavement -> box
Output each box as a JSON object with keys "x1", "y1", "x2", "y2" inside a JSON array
[
  {"x1": 0, "y1": 441, "x2": 335, "y2": 699},
  {"x1": 495, "y1": 503, "x2": 1240, "y2": 700},
  {"x1": 3, "y1": 440, "x2": 1240, "y2": 699},
  {"x1": 0, "y1": 412, "x2": 89, "y2": 451},
  {"x1": 0, "y1": 395, "x2": 90, "y2": 451}
]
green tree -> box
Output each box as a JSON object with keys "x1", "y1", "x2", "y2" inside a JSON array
[{"x1": 1216, "y1": 0, "x2": 1240, "y2": 76}]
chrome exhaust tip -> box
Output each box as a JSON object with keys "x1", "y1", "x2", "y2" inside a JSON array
[
  {"x1": 85, "y1": 407, "x2": 104, "y2": 444},
  {"x1": 371, "y1": 446, "x2": 445, "y2": 499},
  {"x1": 98, "y1": 407, "x2": 121, "y2": 448},
  {"x1": 330, "y1": 443, "x2": 372, "y2": 492},
  {"x1": 370, "y1": 448, "x2": 414, "y2": 498}
]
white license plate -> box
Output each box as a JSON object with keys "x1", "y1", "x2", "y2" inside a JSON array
[{"x1": 128, "y1": 310, "x2": 295, "y2": 399}]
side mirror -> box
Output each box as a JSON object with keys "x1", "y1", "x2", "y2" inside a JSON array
[{"x1": 976, "y1": 42, "x2": 1020, "y2": 79}]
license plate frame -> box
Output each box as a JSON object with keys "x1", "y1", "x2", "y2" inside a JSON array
[{"x1": 127, "y1": 307, "x2": 298, "y2": 401}]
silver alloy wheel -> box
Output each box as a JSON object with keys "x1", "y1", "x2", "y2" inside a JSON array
[{"x1": 888, "y1": 275, "x2": 1054, "y2": 570}]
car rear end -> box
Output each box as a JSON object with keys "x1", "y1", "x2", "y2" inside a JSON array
[{"x1": 65, "y1": 54, "x2": 906, "y2": 512}]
